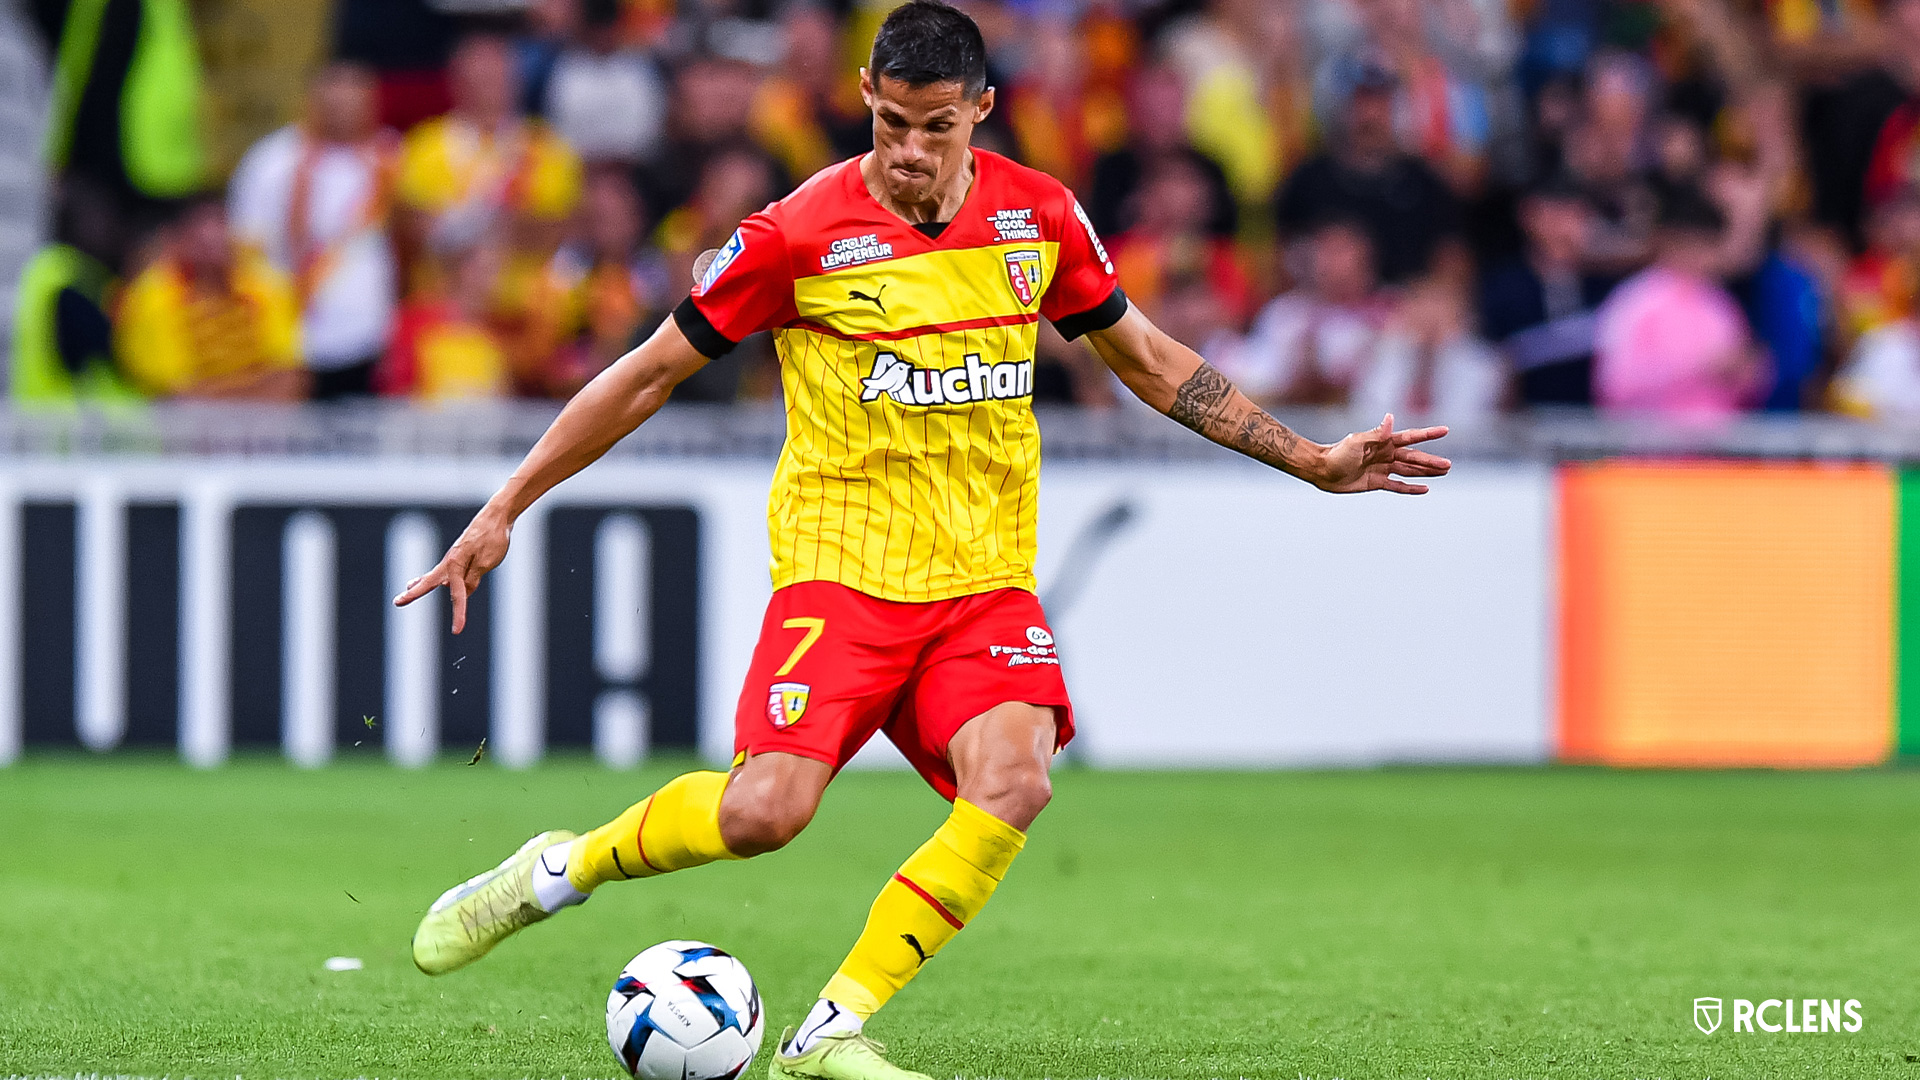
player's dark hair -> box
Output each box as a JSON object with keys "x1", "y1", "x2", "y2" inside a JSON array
[{"x1": 869, "y1": 0, "x2": 988, "y2": 99}]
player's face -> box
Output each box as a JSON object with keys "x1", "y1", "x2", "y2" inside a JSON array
[{"x1": 861, "y1": 72, "x2": 995, "y2": 207}]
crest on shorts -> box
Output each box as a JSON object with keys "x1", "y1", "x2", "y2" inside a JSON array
[
  {"x1": 1004, "y1": 250, "x2": 1043, "y2": 305},
  {"x1": 767, "y1": 682, "x2": 810, "y2": 728}
]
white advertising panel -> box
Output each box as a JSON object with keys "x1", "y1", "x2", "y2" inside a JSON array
[{"x1": 0, "y1": 455, "x2": 1551, "y2": 768}]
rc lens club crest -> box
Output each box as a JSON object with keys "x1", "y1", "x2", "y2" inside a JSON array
[
  {"x1": 1004, "y1": 250, "x2": 1042, "y2": 305},
  {"x1": 767, "y1": 682, "x2": 810, "y2": 728}
]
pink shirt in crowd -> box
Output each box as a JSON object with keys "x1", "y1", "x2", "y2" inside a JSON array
[{"x1": 1594, "y1": 266, "x2": 1759, "y2": 417}]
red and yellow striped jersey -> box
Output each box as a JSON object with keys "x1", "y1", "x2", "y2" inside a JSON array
[{"x1": 676, "y1": 150, "x2": 1125, "y2": 602}]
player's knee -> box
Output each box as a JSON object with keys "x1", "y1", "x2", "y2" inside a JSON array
[
  {"x1": 718, "y1": 789, "x2": 816, "y2": 856},
  {"x1": 968, "y1": 760, "x2": 1051, "y2": 831}
]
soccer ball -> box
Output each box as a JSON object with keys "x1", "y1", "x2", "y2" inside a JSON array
[{"x1": 606, "y1": 940, "x2": 764, "y2": 1080}]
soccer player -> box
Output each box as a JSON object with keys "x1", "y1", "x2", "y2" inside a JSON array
[{"x1": 399, "y1": 4, "x2": 1451, "y2": 1078}]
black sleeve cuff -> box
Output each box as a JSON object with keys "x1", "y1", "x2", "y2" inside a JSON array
[
  {"x1": 1050, "y1": 286, "x2": 1129, "y2": 341},
  {"x1": 673, "y1": 296, "x2": 738, "y2": 359}
]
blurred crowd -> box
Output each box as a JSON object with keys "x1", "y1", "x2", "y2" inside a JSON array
[{"x1": 18, "y1": 0, "x2": 1920, "y2": 420}]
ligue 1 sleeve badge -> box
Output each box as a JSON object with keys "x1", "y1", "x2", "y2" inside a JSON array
[
  {"x1": 767, "y1": 682, "x2": 810, "y2": 728},
  {"x1": 1004, "y1": 250, "x2": 1043, "y2": 305}
]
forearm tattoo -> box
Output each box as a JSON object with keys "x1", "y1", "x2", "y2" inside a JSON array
[{"x1": 1167, "y1": 362, "x2": 1302, "y2": 471}]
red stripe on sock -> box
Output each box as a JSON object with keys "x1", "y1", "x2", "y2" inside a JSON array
[
  {"x1": 634, "y1": 797, "x2": 663, "y2": 874},
  {"x1": 891, "y1": 873, "x2": 964, "y2": 929}
]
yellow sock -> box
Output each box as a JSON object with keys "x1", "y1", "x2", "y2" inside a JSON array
[
  {"x1": 565, "y1": 770, "x2": 741, "y2": 892},
  {"x1": 820, "y1": 799, "x2": 1026, "y2": 1018}
]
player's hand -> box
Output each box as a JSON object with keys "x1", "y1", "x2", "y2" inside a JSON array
[
  {"x1": 392, "y1": 508, "x2": 512, "y2": 633},
  {"x1": 1314, "y1": 414, "x2": 1452, "y2": 495}
]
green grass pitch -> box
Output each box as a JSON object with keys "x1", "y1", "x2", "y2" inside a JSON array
[{"x1": 1, "y1": 756, "x2": 1916, "y2": 1079}]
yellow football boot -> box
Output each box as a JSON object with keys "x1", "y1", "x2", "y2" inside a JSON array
[
  {"x1": 767, "y1": 1027, "x2": 935, "y2": 1080},
  {"x1": 411, "y1": 829, "x2": 576, "y2": 975}
]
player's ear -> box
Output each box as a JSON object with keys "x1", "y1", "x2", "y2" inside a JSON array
[
  {"x1": 859, "y1": 68, "x2": 875, "y2": 110},
  {"x1": 973, "y1": 85, "x2": 995, "y2": 124}
]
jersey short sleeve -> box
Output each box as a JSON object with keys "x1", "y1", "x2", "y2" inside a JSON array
[
  {"x1": 1041, "y1": 194, "x2": 1127, "y2": 340},
  {"x1": 673, "y1": 209, "x2": 796, "y2": 358}
]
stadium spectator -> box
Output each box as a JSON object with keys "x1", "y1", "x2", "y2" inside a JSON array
[
  {"x1": 1219, "y1": 212, "x2": 1504, "y2": 416},
  {"x1": 331, "y1": 0, "x2": 458, "y2": 131},
  {"x1": 1084, "y1": 65, "x2": 1236, "y2": 242},
  {"x1": 1707, "y1": 139, "x2": 1825, "y2": 410},
  {"x1": 1275, "y1": 68, "x2": 1466, "y2": 287},
  {"x1": 1740, "y1": 246, "x2": 1830, "y2": 411},
  {"x1": 1109, "y1": 151, "x2": 1254, "y2": 332},
  {"x1": 378, "y1": 233, "x2": 511, "y2": 402},
  {"x1": 1593, "y1": 188, "x2": 1768, "y2": 417},
  {"x1": 1161, "y1": 0, "x2": 1317, "y2": 218},
  {"x1": 1480, "y1": 178, "x2": 1615, "y2": 406},
  {"x1": 395, "y1": 31, "x2": 583, "y2": 285},
  {"x1": 1561, "y1": 52, "x2": 1660, "y2": 277},
  {"x1": 9, "y1": 177, "x2": 142, "y2": 405},
  {"x1": 114, "y1": 194, "x2": 307, "y2": 401},
  {"x1": 1772, "y1": 0, "x2": 1883, "y2": 79},
  {"x1": 749, "y1": 5, "x2": 872, "y2": 184},
  {"x1": 1352, "y1": 281, "x2": 1508, "y2": 419},
  {"x1": 1831, "y1": 313, "x2": 1920, "y2": 416},
  {"x1": 1803, "y1": 0, "x2": 1920, "y2": 247},
  {"x1": 228, "y1": 62, "x2": 399, "y2": 400},
  {"x1": 33, "y1": 0, "x2": 207, "y2": 218},
  {"x1": 517, "y1": 168, "x2": 670, "y2": 397},
  {"x1": 1005, "y1": 18, "x2": 1123, "y2": 193},
  {"x1": 542, "y1": 0, "x2": 668, "y2": 166},
  {"x1": 1213, "y1": 216, "x2": 1392, "y2": 406},
  {"x1": 1852, "y1": 0, "x2": 1920, "y2": 213},
  {"x1": 638, "y1": 55, "x2": 780, "y2": 223},
  {"x1": 1317, "y1": 0, "x2": 1492, "y2": 196},
  {"x1": 1426, "y1": 0, "x2": 1523, "y2": 176},
  {"x1": 515, "y1": 0, "x2": 579, "y2": 118},
  {"x1": 1525, "y1": 74, "x2": 1582, "y2": 182},
  {"x1": 1837, "y1": 185, "x2": 1920, "y2": 342}
]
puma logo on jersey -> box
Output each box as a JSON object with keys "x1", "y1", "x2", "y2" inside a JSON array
[
  {"x1": 847, "y1": 284, "x2": 887, "y2": 313},
  {"x1": 860, "y1": 350, "x2": 1034, "y2": 406}
]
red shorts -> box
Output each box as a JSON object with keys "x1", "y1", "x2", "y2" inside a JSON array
[{"x1": 732, "y1": 581, "x2": 1075, "y2": 800}]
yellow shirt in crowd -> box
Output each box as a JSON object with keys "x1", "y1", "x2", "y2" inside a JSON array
[
  {"x1": 115, "y1": 254, "x2": 303, "y2": 395},
  {"x1": 414, "y1": 320, "x2": 508, "y2": 401},
  {"x1": 396, "y1": 116, "x2": 584, "y2": 222}
]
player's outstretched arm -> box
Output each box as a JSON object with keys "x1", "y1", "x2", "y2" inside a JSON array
[
  {"x1": 393, "y1": 319, "x2": 711, "y2": 632},
  {"x1": 1083, "y1": 303, "x2": 1452, "y2": 494}
]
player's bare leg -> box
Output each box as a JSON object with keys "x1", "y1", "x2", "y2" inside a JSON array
[
  {"x1": 410, "y1": 753, "x2": 830, "y2": 975},
  {"x1": 772, "y1": 703, "x2": 1055, "y2": 1080},
  {"x1": 720, "y1": 752, "x2": 836, "y2": 855}
]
